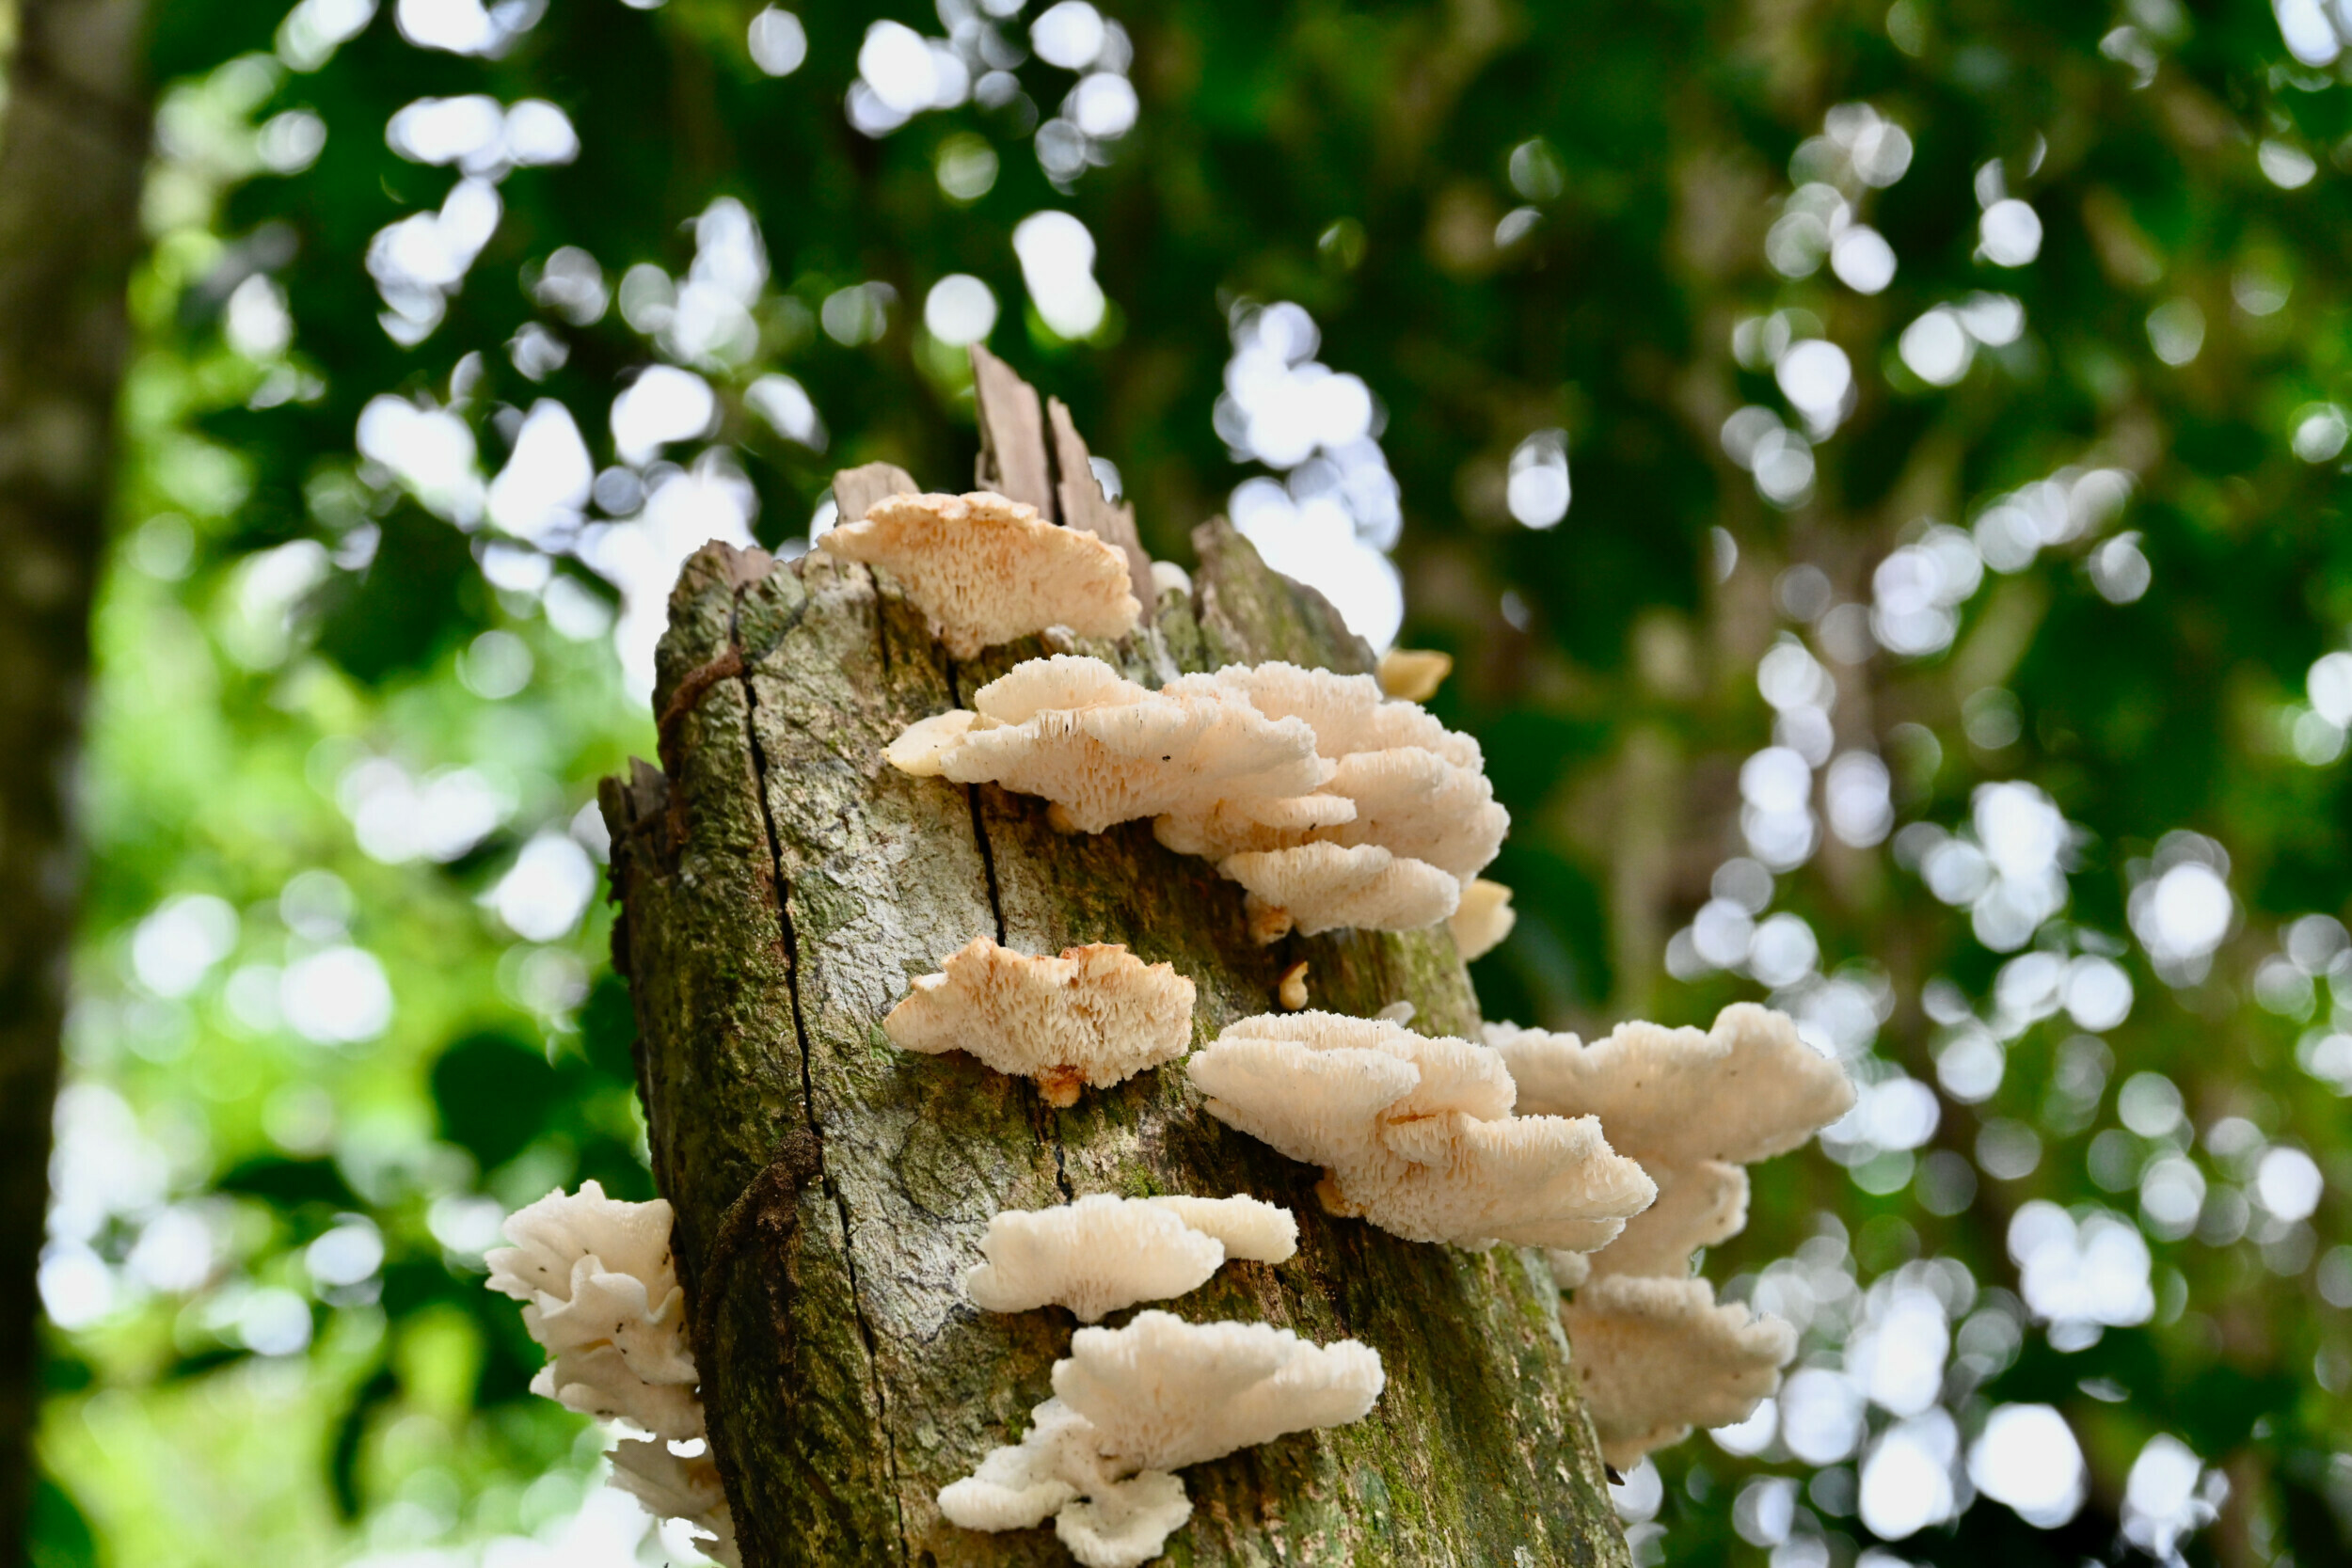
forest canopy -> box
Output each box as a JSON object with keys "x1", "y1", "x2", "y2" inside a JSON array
[{"x1": 21, "y1": 0, "x2": 2352, "y2": 1565}]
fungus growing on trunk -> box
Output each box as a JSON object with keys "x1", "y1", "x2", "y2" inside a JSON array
[
  {"x1": 1220, "y1": 842, "x2": 1461, "y2": 942},
  {"x1": 1485, "y1": 1003, "x2": 1853, "y2": 1463},
  {"x1": 887, "y1": 655, "x2": 1331, "y2": 836},
  {"x1": 1448, "y1": 878, "x2": 1517, "y2": 959},
  {"x1": 816, "y1": 490, "x2": 1141, "y2": 657},
  {"x1": 485, "y1": 1180, "x2": 699, "y2": 1437},
  {"x1": 883, "y1": 655, "x2": 1509, "y2": 941},
  {"x1": 1559, "y1": 1275, "x2": 1796, "y2": 1468},
  {"x1": 884, "y1": 937, "x2": 1196, "y2": 1106},
  {"x1": 963, "y1": 1193, "x2": 1298, "y2": 1321},
  {"x1": 940, "y1": 1311, "x2": 1385, "y2": 1567},
  {"x1": 1186, "y1": 1011, "x2": 1655, "y2": 1248},
  {"x1": 487, "y1": 1182, "x2": 737, "y2": 1564}
]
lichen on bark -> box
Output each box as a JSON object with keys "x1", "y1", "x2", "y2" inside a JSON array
[{"x1": 602, "y1": 400, "x2": 1631, "y2": 1568}]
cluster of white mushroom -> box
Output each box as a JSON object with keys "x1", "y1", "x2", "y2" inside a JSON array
[
  {"x1": 829, "y1": 487, "x2": 1519, "y2": 958},
  {"x1": 1188, "y1": 1010, "x2": 1657, "y2": 1250},
  {"x1": 485, "y1": 1180, "x2": 738, "y2": 1566},
  {"x1": 1488, "y1": 1004, "x2": 1857, "y2": 1465},
  {"x1": 941, "y1": 1311, "x2": 1384, "y2": 1568},
  {"x1": 890, "y1": 655, "x2": 1508, "y2": 944}
]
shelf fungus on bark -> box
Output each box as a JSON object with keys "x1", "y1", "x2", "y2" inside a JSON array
[
  {"x1": 1485, "y1": 1002, "x2": 1853, "y2": 1465},
  {"x1": 814, "y1": 489, "x2": 1141, "y2": 658},
  {"x1": 962, "y1": 1193, "x2": 1299, "y2": 1321},
  {"x1": 883, "y1": 936, "x2": 1196, "y2": 1106},
  {"x1": 1558, "y1": 1275, "x2": 1797, "y2": 1470},
  {"x1": 1221, "y1": 842, "x2": 1460, "y2": 943},
  {"x1": 486, "y1": 1181, "x2": 738, "y2": 1565},
  {"x1": 1448, "y1": 877, "x2": 1517, "y2": 960},
  {"x1": 939, "y1": 1311, "x2": 1385, "y2": 1568},
  {"x1": 885, "y1": 655, "x2": 1510, "y2": 942},
  {"x1": 1185, "y1": 1011, "x2": 1655, "y2": 1249},
  {"x1": 885, "y1": 654, "x2": 1332, "y2": 835}
]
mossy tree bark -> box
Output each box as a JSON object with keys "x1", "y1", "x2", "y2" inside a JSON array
[{"x1": 600, "y1": 372, "x2": 1632, "y2": 1568}]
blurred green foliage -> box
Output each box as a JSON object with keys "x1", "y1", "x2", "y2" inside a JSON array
[{"x1": 28, "y1": 0, "x2": 2352, "y2": 1564}]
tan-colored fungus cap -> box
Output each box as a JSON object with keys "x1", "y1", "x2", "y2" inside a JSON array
[
  {"x1": 1219, "y1": 842, "x2": 1460, "y2": 942},
  {"x1": 1277, "y1": 960, "x2": 1310, "y2": 1010},
  {"x1": 1139, "y1": 1194, "x2": 1299, "y2": 1263},
  {"x1": 938, "y1": 1397, "x2": 1191, "y2": 1568},
  {"x1": 1187, "y1": 1011, "x2": 1655, "y2": 1248},
  {"x1": 885, "y1": 937, "x2": 1195, "y2": 1106},
  {"x1": 892, "y1": 657, "x2": 1331, "y2": 837},
  {"x1": 1054, "y1": 1310, "x2": 1386, "y2": 1472},
  {"x1": 817, "y1": 490, "x2": 1141, "y2": 658},
  {"x1": 1375, "y1": 647, "x2": 1453, "y2": 703},
  {"x1": 1448, "y1": 878, "x2": 1517, "y2": 960},
  {"x1": 1486, "y1": 1002, "x2": 1855, "y2": 1167},
  {"x1": 963, "y1": 1196, "x2": 1228, "y2": 1322},
  {"x1": 1561, "y1": 1275, "x2": 1796, "y2": 1467},
  {"x1": 611, "y1": 1439, "x2": 739, "y2": 1567}
]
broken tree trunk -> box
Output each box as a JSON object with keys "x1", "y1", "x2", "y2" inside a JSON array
[{"x1": 600, "y1": 370, "x2": 1630, "y2": 1568}]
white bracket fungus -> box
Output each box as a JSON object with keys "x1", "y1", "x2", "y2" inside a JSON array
[
  {"x1": 884, "y1": 937, "x2": 1196, "y2": 1106},
  {"x1": 940, "y1": 1311, "x2": 1383, "y2": 1568},
  {"x1": 883, "y1": 655, "x2": 1509, "y2": 942},
  {"x1": 1448, "y1": 878, "x2": 1517, "y2": 960},
  {"x1": 816, "y1": 490, "x2": 1141, "y2": 658},
  {"x1": 963, "y1": 1193, "x2": 1297, "y2": 1321},
  {"x1": 488, "y1": 1181, "x2": 737, "y2": 1564},
  {"x1": 1487, "y1": 1002, "x2": 1857, "y2": 1173},
  {"x1": 1485, "y1": 1003, "x2": 1852, "y2": 1464},
  {"x1": 1186, "y1": 1011, "x2": 1655, "y2": 1249},
  {"x1": 1560, "y1": 1275, "x2": 1796, "y2": 1469},
  {"x1": 1221, "y1": 842, "x2": 1460, "y2": 944},
  {"x1": 886, "y1": 655, "x2": 1331, "y2": 836}
]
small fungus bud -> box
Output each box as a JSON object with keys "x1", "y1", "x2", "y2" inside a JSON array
[
  {"x1": 1375, "y1": 646, "x2": 1453, "y2": 702},
  {"x1": 1278, "y1": 960, "x2": 1310, "y2": 1010}
]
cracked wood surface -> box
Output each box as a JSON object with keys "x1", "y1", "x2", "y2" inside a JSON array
[{"x1": 602, "y1": 519, "x2": 1631, "y2": 1567}]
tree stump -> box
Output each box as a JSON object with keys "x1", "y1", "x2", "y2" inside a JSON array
[{"x1": 599, "y1": 367, "x2": 1630, "y2": 1568}]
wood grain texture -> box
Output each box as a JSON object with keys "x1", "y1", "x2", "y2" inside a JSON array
[{"x1": 603, "y1": 372, "x2": 1628, "y2": 1568}]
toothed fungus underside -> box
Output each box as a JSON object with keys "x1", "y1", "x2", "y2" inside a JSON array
[
  {"x1": 815, "y1": 490, "x2": 1141, "y2": 658},
  {"x1": 962, "y1": 1194, "x2": 1299, "y2": 1322},
  {"x1": 888, "y1": 657, "x2": 1510, "y2": 941},
  {"x1": 882, "y1": 936, "x2": 1196, "y2": 1106},
  {"x1": 487, "y1": 1181, "x2": 738, "y2": 1565},
  {"x1": 1486, "y1": 1003, "x2": 1854, "y2": 1465},
  {"x1": 939, "y1": 1311, "x2": 1386, "y2": 1568},
  {"x1": 1185, "y1": 1011, "x2": 1655, "y2": 1249}
]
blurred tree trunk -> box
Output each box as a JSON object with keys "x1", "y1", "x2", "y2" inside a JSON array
[
  {"x1": 0, "y1": 2, "x2": 149, "y2": 1561},
  {"x1": 599, "y1": 373, "x2": 1632, "y2": 1567}
]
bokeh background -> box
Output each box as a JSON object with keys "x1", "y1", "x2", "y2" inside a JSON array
[{"x1": 21, "y1": 0, "x2": 2352, "y2": 1563}]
